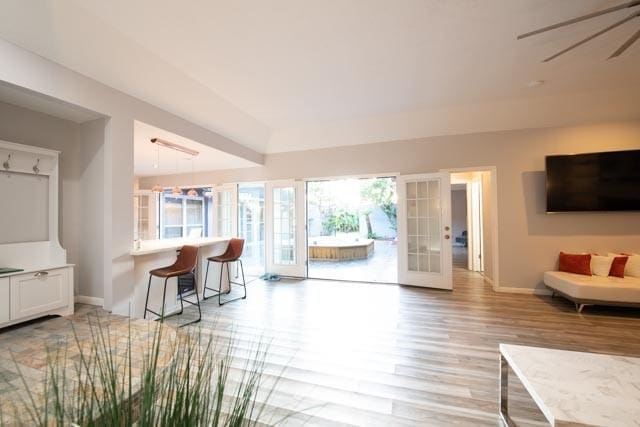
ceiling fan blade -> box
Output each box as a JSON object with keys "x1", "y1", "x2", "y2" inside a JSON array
[
  {"x1": 543, "y1": 12, "x2": 639, "y2": 62},
  {"x1": 518, "y1": 0, "x2": 640, "y2": 40},
  {"x1": 608, "y1": 26, "x2": 640, "y2": 58}
]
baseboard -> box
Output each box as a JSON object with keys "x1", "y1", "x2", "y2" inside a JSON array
[
  {"x1": 494, "y1": 286, "x2": 552, "y2": 296},
  {"x1": 74, "y1": 295, "x2": 104, "y2": 306},
  {"x1": 482, "y1": 275, "x2": 494, "y2": 286}
]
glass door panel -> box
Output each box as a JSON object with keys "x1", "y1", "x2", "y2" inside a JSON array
[
  {"x1": 238, "y1": 184, "x2": 266, "y2": 278},
  {"x1": 398, "y1": 173, "x2": 452, "y2": 289},
  {"x1": 265, "y1": 180, "x2": 306, "y2": 277},
  {"x1": 213, "y1": 184, "x2": 237, "y2": 238}
]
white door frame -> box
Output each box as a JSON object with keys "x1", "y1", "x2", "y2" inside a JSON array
[
  {"x1": 265, "y1": 180, "x2": 307, "y2": 277},
  {"x1": 397, "y1": 172, "x2": 453, "y2": 290},
  {"x1": 466, "y1": 179, "x2": 484, "y2": 272},
  {"x1": 442, "y1": 166, "x2": 499, "y2": 291}
]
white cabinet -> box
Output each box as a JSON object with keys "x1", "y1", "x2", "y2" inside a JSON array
[
  {"x1": 0, "y1": 266, "x2": 73, "y2": 328},
  {"x1": 0, "y1": 278, "x2": 9, "y2": 324},
  {"x1": 10, "y1": 268, "x2": 70, "y2": 320}
]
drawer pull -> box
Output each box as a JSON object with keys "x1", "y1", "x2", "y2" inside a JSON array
[{"x1": 34, "y1": 271, "x2": 49, "y2": 278}]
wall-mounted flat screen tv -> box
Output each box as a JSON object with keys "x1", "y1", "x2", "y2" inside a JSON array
[{"x1": 546, "y1": 149, "x2": 640, "y2": 212}]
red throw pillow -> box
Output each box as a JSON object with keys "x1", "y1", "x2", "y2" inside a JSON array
[
  {"x1": 558, "y1": 252, "x2": 592, "y2": 276},
  {"x1": 609, "y1": 256, "x2": 628, "y2": 278}
]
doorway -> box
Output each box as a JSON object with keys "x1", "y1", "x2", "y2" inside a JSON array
[
  {"x1": 306, "y1": 177, "x2": 398, "y2": 283},
  {"x1": 450, "y1": 171, "x2": 488, "y2": 275}
]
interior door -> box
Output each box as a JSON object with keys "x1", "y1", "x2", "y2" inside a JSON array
[
  {"x1": 265, "y1": 180, "x2": 306, "y2": 277},
  {"x1": 213, "y1": 184, "x2": 238, "y2": 238},
  {"x1": 397, "y1": 173, "x2": 452, "y2": 289}
]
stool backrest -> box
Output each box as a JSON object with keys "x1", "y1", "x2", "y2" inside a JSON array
[
  {"x1": 223, "y1": 238, "x2": 245, "y2": 260},
  {"x1": 175, "y1": 245, "x2": 199, "y2": 271}
]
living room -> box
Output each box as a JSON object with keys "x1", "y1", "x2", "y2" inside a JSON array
[{"x1": 0, "y1": 1, "x2": 639, "y2": 425}]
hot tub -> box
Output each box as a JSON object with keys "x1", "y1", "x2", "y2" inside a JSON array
[{"x1": 308, "y1": 236, "x2": 374, "y2": 260}]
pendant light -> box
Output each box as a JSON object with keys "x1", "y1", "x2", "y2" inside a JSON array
[
  {"x1": 171, "y1": 149, "x2": 182, "y2": 195},
  {"x1": 187, "y1": 158, "x2": 198, "y2": 197},
  {"x1": 151, "y1": 145, "x2": 163, "y2": 193}
]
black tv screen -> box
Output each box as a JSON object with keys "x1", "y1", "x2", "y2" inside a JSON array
[{"x1": 546, "y1": 149, "x2": 640, "y2": 212}]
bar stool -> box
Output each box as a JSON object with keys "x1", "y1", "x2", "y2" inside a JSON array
[
  {"x1": 203, "y1": 238, "x2": 247, "y2": 305},
  {"x1": 144, "y1": 245, "x2": 201, "y2": 326}
]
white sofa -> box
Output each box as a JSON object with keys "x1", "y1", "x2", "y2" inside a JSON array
[{"x1": 544, "y1": 271, "x2": 640, "y2": 312}]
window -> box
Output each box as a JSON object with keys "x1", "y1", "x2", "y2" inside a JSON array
[
  {"x1": 273, "y1": 187, "x2": 295, "y2": 265},
  {"x1": 159, "y1": 188, "x2": 211, "y2": 239},
  {"x1": 216, "y1": 190, "x2": 233, "y2": 237}
]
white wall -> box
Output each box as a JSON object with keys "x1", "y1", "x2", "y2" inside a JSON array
[
  {"x1": 140, "y1": 121, "x2": 640, "y2": 292},
  {"x1": 77, "y1": 118, "x2": 106, "y2": 299}
]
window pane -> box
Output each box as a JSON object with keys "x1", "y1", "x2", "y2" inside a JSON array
[
  {"x1": 164, "y1": 197, "x2": 183, "y2": 226},
  {"x1": 273, "y1": 187, "x2": 296, "y2": 265},
  {"x1": 186, "y1": 199, "x2": 203, "y2": 225},
  {"x1": 164, "y1": 226, "x2": 183, "y2": 238}
]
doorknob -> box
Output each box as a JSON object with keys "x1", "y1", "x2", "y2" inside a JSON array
[
  {"x1": 444, "y1": 226, "x2": 450, "y2": 231},
  {"x1": 444, "y1": 235, "x2": 450, "y2": 239}
]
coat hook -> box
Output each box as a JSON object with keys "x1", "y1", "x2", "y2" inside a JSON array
[
  {"x1": 2, "y1": 154, "x2": 10, "y2": 171},
  {"x1": 33, "y1": 158, "x2": 40, "y2": 174}
]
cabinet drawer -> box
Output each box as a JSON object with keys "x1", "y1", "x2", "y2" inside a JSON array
[
  {"x1": 10, "y1": 268, "x2": 69, "y2": 320},
  {"x1": 0, "y1": 278, "x2": 8, "y2": 324}
]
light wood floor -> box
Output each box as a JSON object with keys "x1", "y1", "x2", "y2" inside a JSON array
[{"x1": 168, "y1": 267, "x2": 640, "y2": 426}]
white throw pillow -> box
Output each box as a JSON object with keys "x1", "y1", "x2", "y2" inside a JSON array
[
  {"x1": 625, "y1": 253, "x2": 640, "y2": 278},
  {"x1": 590, "y1": 255, "x2": 614, "y2": 277}
]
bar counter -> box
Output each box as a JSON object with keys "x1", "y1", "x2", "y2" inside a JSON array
[{"x1": 130, "y1": 237, "x2": 230, "y2": 318}]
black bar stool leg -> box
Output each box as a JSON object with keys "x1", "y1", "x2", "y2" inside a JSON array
[
  {"x1": 218, "y1": 261, "x2": 224, "y2": 306},
  {"x1": 158, "y1": 277, "x2": 168, "y2": 322},
  {"x1": 144, "y1": 275, "x2": 152, "y2": 319},
  {"x1": 239, "y1": 259, "x2": 247, "y2": 300},
  {"x1": 226, "y1": 261, "x2": 232, "y2": 294}
]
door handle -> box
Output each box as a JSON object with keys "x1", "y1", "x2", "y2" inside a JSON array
[
  {"x1": 34, "y1": 271, "x2": 49, "y2": 278},
  {"x1": 444, "y1": 235, "x2": 450, "y2": 240}
]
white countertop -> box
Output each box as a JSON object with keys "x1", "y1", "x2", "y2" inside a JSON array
[
  {"x1": 500, "y1": 344, "x2": 640, "y2": 427},
  {"x1": 130, "y1": 237, "x2": 229, "y2": 256}
]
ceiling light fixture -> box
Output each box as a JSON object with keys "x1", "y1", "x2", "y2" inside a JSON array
[
  {"x1": 187, "y1": 157, "x2": 198, "y2": 197},
  {"x1": 151, "y1": 144, "x2": 163, "y2": 192},
  {"x1": 150, "y1": 138, "x2": 199, "y2": 157}
]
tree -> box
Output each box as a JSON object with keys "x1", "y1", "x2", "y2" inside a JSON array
[{"x1": 361, "y1": 178, "x2": 397, "y2": 237}]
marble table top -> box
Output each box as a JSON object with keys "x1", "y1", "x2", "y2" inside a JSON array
[{"x1": 500, "y1": 344, "x2": 640, "y2": 427}]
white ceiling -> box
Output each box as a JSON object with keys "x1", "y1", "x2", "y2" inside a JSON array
[
  {"x1": 134, "y1": 121, "x2": 259, "y2": 176},
  {"x1": 1, "y1": 0, "x2": 639, "y2": 154}
]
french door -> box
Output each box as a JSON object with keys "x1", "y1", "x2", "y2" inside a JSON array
[
  {"x1": 397, "y1": 173, "x2": 453, "y2": 289},
  {"x1": 213, "y1": 184, "x2": 238, "y2": 238},
  {"x1": 265, "y1": 180, "x2": 306, "y2": 277}
]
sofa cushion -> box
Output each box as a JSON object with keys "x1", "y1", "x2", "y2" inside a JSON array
[
  {"x1": 590, "y1": 255, "x2": 614, "y2": 277},
  {"x1": 626, "y1": 254, "x2": 640, "y2": 278},
  {"x1": 544, "y1": 271, "x2": 640, "y2": 304},
  {"x1": 558, "y1": 252, "x2": 591, "y2": 276},
  {"x1": 608, "y1": 256, "x2": 628, "y2": 278}
]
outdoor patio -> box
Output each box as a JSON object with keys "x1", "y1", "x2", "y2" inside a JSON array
[{"x1": 308, "y1": 239, "x2": 398, "y2": 283}]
